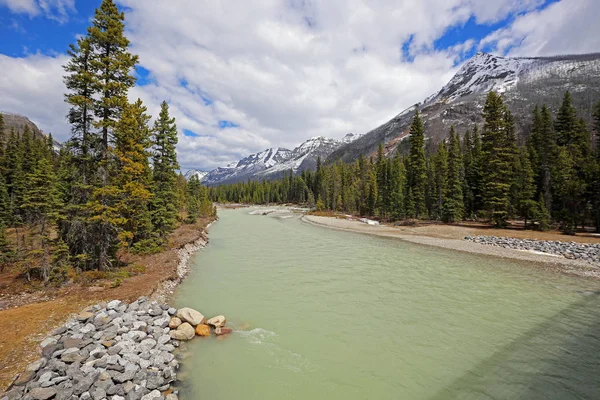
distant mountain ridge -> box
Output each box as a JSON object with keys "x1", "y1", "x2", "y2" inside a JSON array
[
  {"x1": 186, "y1": 133, "x2": 362, "y2": 185},
  {"x1": 328, "y1": 52, "x2": 600, "y2": 162},
  {"x1": 1, "y1": 111, "x2": 62, "y2": 151}
]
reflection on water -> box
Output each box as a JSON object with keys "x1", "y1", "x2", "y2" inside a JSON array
[{"x1": 174, "y1": 207, "x2": 600, "y2": 400}]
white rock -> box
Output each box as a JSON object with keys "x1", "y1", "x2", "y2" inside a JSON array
[
  {"x1": 107, "y1": 300, "x2": 122, "y2": 310},
  {"x1": 175, "y1": 308, "x2": 206, "y2": 326},
  {"x1": 207, "y1": 315, "x2": 226, "y2": 328},
  {"x1": 141, "y1": 390, "x2": 162, "y2": 400},
  {"x1": 169, "y1": 323, "x2": 195, "y2": 341},
  {"x1": 40, "y1": 337, "x2": 58, "y2": 349}
]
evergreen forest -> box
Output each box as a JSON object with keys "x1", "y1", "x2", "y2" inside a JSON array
[
  {"x1": 0, "y1": 0, "x2": 214, "y2": 283},
  {"x1": 210, "y1": 91, "x2": 600, "y2": 234}
]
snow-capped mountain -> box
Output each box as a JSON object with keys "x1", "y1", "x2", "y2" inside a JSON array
[
  {"x1": 329, "y1": 52, "x2": 600, "y2": 163},
  {"x1": 184, "y1": 169, "x2": 209, "y2": 181},
  {"x1": 187, "y1": 133, "x2": 362, "y2": 185}
]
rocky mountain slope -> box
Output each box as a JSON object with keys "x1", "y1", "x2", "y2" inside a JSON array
[
  {"x1": 328, "y1": 52, "x2": 600, "y2": 163},
  {"x1": 186, "y1": 133, "x2": 361, "y2": 185},
  {"x1": 1, "y1": 112, "x2": 45, "y2": 139},
  {"x1": 1, "y1": 112, "x2": 62, "y2": 151}
]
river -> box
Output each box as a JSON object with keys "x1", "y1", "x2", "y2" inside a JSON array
[{"x1": 174, "y1": 207, "x2": 600, "y2": 399}]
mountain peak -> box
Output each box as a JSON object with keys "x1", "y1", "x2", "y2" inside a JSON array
[
  {"x1": 185, "y1": 132, "x2": 364, "y2": 185},
  {"x1": 427, "y1": 52, "x2": 534, "y2": 103}
]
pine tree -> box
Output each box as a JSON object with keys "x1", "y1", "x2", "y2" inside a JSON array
[
  {"x1": 594, "y1": 101, "x2": 600, "y2": 147},
  {"x1": 443, "y1": 127, "x2": 464, "y2": 222},
  {"x1": 535, "y1": 194, "x2": 551, "y2": 231},
  {"x1": 513, "y1": 147, "x2": 537, "y2": 228},
  {"x1": 555, "y1": 91, "x2": 579, "y2": 147},
  {"x1": 22, "y1": 158, "x2": 61, "y2": 281},
  {"x1": 534, "y1": 106, "x2": 556, "y2": 211},
  {"x1": 61, "y1": 0, "x2": 138, "y2": 270},
  {"x1": 187, "y1": 176, "x2": 202, "y2": 223},
  {"x1": 390, "y1": 157, "x2": 405, "y2": 220},
  {"x1": 151, "y1": 101, "x2": 180, "y2": 241},
  {"x1": 0, "y1": 219, "x2": 10, "y2": 268},
  {"x1": 87, "y1": 0, "x2": 138, "y2": 165},
  {"x1": 432, "y1": 140, "x2": 447, "y2": 220},
  {"x1": 5, "y1": 130, "x2": 25, "y2": 227},
  {"x1": 481, "y1": 92, "x2": 515, "y2": 227},
  {"x1": 407, "y1": 110, "x2": 427, "y2": 219},
  {"x1": 375, "y1": 143, "x2": 389, "y2": 218},
  {"x1": 64, "y1": 36, "x2": 95, "y2": 191},
  {"x1": 552, "y1": 92, "x2": 591, "y2": 233},
  {"x1": 471, "y1": 125, "x2": 483, "y2": 214},
  {"x1": 0, "y1": 113, "x2": 5, "y2": 173},
  {"x1": 593, "y1": 101, "x2": 600, "y2": 232},
  {"x1": 0, "y1": 174, "x2": 8, "y2": 227},
  {"x1": 114, "y1": 99, "x2": 153, "y2": 250}
]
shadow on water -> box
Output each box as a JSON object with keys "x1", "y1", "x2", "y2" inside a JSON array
[{"x1": 429, "y1": 294, "x2": 600, "y2": 400}]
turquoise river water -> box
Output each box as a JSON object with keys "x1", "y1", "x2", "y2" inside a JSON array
[{"x1": 174, "y1": 207, "x2": 600, "y2": 399}]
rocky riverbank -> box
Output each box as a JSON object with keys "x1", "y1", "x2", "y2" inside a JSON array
[
  {"x1": 465, "y1": 236, "x2": 600, "y2": 266},
  {"x1": 1, "y1": 298, "x2": 230, "y2": 400},
  {"x1": 151, "y1": 222, "x2": 214, "y2": 303}
]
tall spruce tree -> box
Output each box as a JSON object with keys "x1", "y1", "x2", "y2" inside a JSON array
[
  {"x1": 432, "y1": 140, "x2": 448, "y2": 220},
  {"x1": 151, "y1": 101, "x2": 180, "y2": 241},
  {"x1": 593, "y1": 100, "x2": 600, "y2": 231},
  {"x1": 22, "y1": 158, "x2": 61, "y2": 281},
  {"x1": 0, "y1": 113, "x2": 5, "y2": 173},
  {"x1": 87, "y1": 0, "x2": 138, "y2": 166},
  {"x1": 512, "y1": 147, "x2": 537, "y2": 228},
  {"x1": 553, "y1": 92, "x2": 590, "y2": 233},
  {"x1": 61, "y1": 0, "x2": 138, "y2": 269},
  {"x1": 187, "y1": 176, "x2": 202, "y2": 223},
  {"x1": 0, "y1": 174, "x2": 8, "y2": 226},
  {"x1": 64, "y1": 36, "x2": 95, "y2": 190},
  {"x1": 407, "y1": 110, "x2": 427, "y2": 219},
  {"x1": 443, "y1": 127, "x2": 464, "y2": 222},
  {"x1": 390, "y1": 156, "x2": 406, "y2": 220},
  {"x1": 533, "y1": 106, "x2": 556, "y2": 211},
  {"x1": 481, "y1": 92, "x2": 515, "y2": 227},
  {"x1": 375, "y1": 143, "x2": 389, "y2": 218},
  {"x1": 114, "y1": 99, "x2": 153, "y2": 249}
]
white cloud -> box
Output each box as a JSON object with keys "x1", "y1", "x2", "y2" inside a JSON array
[
  {"x1": 481, "y1": 0, "x2": 600, "y2": 57},
  {"x1": 0, "y1": 0, "x2": 598, "y2": 170},
  {"x1": 0, "y1": 0, "x2": 75, "y2": 22},
  {"x1": 0, "y1": 0, "x2": 38, "y2": 15},
  {"x1": 0, "y1": 53, "x2": 70, "y2": 137}
]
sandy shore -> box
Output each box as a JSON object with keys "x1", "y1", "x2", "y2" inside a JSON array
[{"x1": 302, "y1": 215, "x2": 600, "y2": 280}]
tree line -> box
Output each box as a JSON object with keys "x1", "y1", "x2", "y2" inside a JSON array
[
  {"x1": 0, "y1": 0, "x2": 214, "y2": 283},
  {"x1": 211, "y1": 91, "x2": 600, "y2": 234}
]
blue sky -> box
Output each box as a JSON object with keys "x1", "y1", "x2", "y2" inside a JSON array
[{"x1": 0, "y1": 0, "x2": 597, "y2": 170}]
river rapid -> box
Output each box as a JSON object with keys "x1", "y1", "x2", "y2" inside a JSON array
[{"x1": 174, "y1": 207, "x2": 600, "y2": 400}]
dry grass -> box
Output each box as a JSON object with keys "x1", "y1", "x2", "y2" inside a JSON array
[{"x1": 0, "y1": 217, "x2": 214, "y2": 390}]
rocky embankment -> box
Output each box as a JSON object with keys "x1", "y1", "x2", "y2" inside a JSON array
[
  {"x1": 465, "y1": 235, "x2": 600, "y2": 265},
  {"x1": 2, "y1": 298, "x2": 230, "y2": 400}
]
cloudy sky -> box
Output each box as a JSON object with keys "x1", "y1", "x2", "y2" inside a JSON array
[{"x1": 0, "y1": 0, "x2": 599, "y2": 171}]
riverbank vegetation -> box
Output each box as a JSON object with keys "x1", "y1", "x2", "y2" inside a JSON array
[
  {"x1": 0, "y1": 0, "x2": 215, "y2": 285},
  {"x1": 210, "y1": 91, "x2": 600, "y2": 235}
]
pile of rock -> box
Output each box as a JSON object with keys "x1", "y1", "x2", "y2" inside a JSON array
[
  {"x1": 168, "y1": 308, "x2": 232, "y2": 341},
  {"x1": 2, "y1": 298, "x2": 231, "y2": 400},
  {"x1": 465, "y1": 235, "x2": 600, "y2": 265}
]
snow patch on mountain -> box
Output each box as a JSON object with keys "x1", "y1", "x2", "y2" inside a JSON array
[
  {"x1": 184, "y1": 169, "x2": 209, "y2": 181},
  {"x1": 186, "y1": 133, "x2": 363, "y2": 185},
  {"x1": 426, "y1": 52, "x2": 538, "y2": 104}
]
